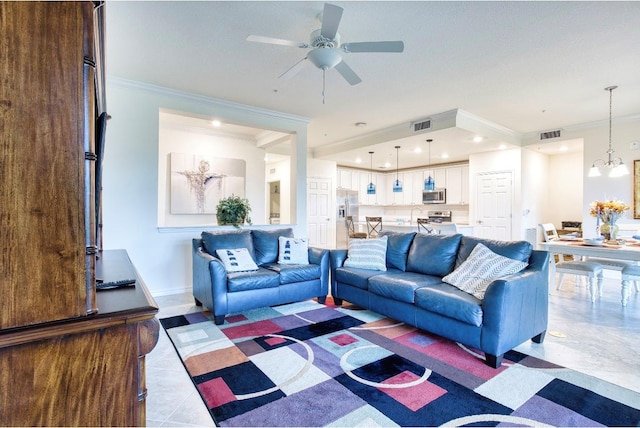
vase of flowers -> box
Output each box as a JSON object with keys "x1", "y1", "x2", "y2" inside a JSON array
[{"x1": 589, "y1": 199, "x2": 630, "y2": 240}]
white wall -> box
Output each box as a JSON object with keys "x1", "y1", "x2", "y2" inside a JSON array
[
  {"x1": 158, "y1": 112, "x2": 268, "y2": 228},
  {"x1": 521, "y1": 148, "x2": 550, "y2": 236},
  {"x1": 103, "y1": 79, "x2": 309, "y2": 296},
  {"x1": 547, "y1": 151, "x2": 584, "y2": 228}
]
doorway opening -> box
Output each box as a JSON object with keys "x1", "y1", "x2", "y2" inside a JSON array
[{"x1": 269, "y1": 181, "x2": 280, "y2": 224}]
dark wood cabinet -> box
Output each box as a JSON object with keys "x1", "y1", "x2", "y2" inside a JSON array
[{"x1": 0, "y1": 3, "x2": 158, "y2": 426}]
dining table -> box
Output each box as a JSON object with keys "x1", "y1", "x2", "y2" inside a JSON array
[{"x1": 540, "y1": 238, "x2": 640, "y2": 305}]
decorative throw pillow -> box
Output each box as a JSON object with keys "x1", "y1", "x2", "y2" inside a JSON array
[
  {"x1": 442, "y1": 243, "x2": 528, "y2": 300},
  {"x1": 277, "y1": 237, "x2": 309, "y2": 265},
  {"x1": 344, "y1": 236, "x2": 388, "y2": 271},
  {"x1": 215, "y1": 248, "x2": 259, "y2": 273}
]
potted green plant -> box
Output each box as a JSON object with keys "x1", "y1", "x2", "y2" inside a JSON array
[{"x1": 216, "y1": 194, "x2": 252, "y2": 228}]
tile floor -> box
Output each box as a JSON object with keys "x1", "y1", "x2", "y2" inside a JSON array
[{"x1": 145, "y1": 274, "x2": 640, "y2": 427}]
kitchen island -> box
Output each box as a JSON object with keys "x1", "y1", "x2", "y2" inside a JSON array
[{"x1": 355, "y1": 221, "x2": 475, "y2": 236}]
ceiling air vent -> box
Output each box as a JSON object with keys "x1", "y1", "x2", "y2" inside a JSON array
[
  {"x1": 412, "y1": 119, "x2": 431, "y2": 132},
  {"x1": 539, "y1": 129, "x2": 562, "y2": 140}
]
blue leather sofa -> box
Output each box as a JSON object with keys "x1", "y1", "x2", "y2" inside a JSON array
[
  {"x1": 193, "y1": 228, "x2": 329, "y2": 324},
  {"x1": 329, "y1": 231, "x2": 549, "y2": 368}
]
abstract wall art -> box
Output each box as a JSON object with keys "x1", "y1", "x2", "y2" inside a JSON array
[{"x1": 170, "y1": 153, "x2": 246, "y2": 214}]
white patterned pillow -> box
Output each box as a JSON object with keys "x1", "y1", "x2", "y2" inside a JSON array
[
  {"x1": 278, "y1": 237, "x2": 309, "y2": 265},
  {"x1": 215, "y1": 248, "x2": 259, "y2": 272},
  {"x1": 344, "y1": 236, "x2": 388, "y2": 271},
  {"x1": 442, "y1": 243, "x2": 528, "y2": 300}
]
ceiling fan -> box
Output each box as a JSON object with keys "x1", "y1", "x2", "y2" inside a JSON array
[{"x1": 247, "y1": 3, "x2": 404, "y2": 103}]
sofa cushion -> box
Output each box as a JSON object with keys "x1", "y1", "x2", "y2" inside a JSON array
[
  {"x1": 456, "y1": 236, "x2": 532, "y2": 267},
  {"x1": 202, "y1": 230, "x2": 256, "y2": 261},
  {"x1": 444, "y1": 243, "x2": 528, "y2": 300},
  {"x1": 263, "y1": 263, "x2": 321, "y2": 285},
  {"x1": 406, "y1": 233, "x2": 462, "y2": 277},
  {"x1": 414, "y1": 283, "x2": 484, "y2": 327},
  {"x1": 344, "y1": 236, "x2": 388, "y2": 271},
  {"x1": 335, "y1": 267, "x2": 393, "y2": 290},
  {"x1": 278, "y1": 237, "x2": 309, "y2": 265},
  {"x1": 378, "y1": 231, "x2": 416, "y2": 271},
  {"x1": 252, "y1": 228, "x2": 294, "y2": 265},
  {"x1": 226, "y1": 267, "x2": 280, "y2": 292},
  {"x1": 215, "y1": 248, "x2": 259, "y2": 272},
  {"x1": 369, "y1": 272, "x2": 443, "y2": 303}
]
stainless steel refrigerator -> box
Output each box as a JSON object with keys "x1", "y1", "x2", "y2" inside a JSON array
[{"x1": 336, "y1": 189, "x2": 359, "y2": 248}]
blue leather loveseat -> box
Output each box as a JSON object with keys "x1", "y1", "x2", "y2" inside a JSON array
[
  {"x1": 193, "y1": 228, "x2": 329, "y2": 324},
  {"x1": 330, "y1": 231, "x2": 549, "y2": 368}
]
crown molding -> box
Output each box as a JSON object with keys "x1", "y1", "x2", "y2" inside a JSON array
[{"x1": 107, "y1": 76, "x2": 311, "y2": 125}]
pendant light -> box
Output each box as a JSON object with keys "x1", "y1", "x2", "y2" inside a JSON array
[
  {"x1": 392, "y1": 146, "x2": 403, "y2": 193},
  {"x1": 424, "y1": 139, "x2": 435, "y2": 191},
  {"x1": 588, "y1": 85, "x2": 629, "y2": 178},
  {"x1": 366, "y1": 151, "x2": 376, "y2": 195}
]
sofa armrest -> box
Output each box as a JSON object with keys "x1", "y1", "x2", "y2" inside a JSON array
[
  {"x1": 192, "y1": 239, "x2": 229, "y2": 316},
  {"x1": 480, "y1": 250, "x2": 550, "y2": 355},
  {"x1": 329, "y1": 249, "x2": 348, "y2": 292},
  {"x1": 308, "y1": 247, "x2": 330, "y2": 295}
]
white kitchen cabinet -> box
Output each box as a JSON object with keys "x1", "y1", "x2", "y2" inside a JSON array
[
  {"x1": 359, "y1": 171, "x2": 380, "y2": 205},
  {"x1": 445, "y1": 165, "x2": 469, "y2": 205},
  {"x1": 337, "y1": 168, "x2": 358, "y2": 190}
]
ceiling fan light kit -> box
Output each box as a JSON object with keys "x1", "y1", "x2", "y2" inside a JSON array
[
  {"x1": 247, "y1": 3, "x2": 404, "y2": 104},
  {"x1": 588, "y1": 85, "x2": 629, "y2": 178}
]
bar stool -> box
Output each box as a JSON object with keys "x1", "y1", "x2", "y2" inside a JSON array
[
  {"x1": 417, "y1": 218, "x2": 438, "y2": 234},
  {"x1": 365, "y1": 216, "x2": 382, "y2": 238},
  {"x1": 346, "y1": 216, "x2": 367, "y2": 240}
]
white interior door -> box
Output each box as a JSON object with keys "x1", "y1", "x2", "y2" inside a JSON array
[
  {"x1": 307, "y1": 178, "x2": 333, "y2": 248},
  {"x1": 475, "y1": 171, "x2": 513, "y2": 240}
]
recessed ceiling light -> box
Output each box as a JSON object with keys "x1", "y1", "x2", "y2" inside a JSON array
[
  {"x1": 441, "y1": 153, "x2": 449, "y2": 159},
  {"x1": 384, "y1": 161, "x2": 391, "y2": 168},
  {"x1": 414, "y1": 147, "x2": 422, "y2": 153},
  {"x1": 559, "y1": 146, "x2": 568, "y2": 152},
  {"x1": 473, "y1": 136, "x2": 483, "y2": 143},
  {"x1": 355, "y1": 157, "x2": 362, "y2": 164},
  {"x1": 498, "y1": 144, "x2": 507, "y2": 150},
  {"x1": 211, "y1": 120, "x2": 221, "y2": 127}
]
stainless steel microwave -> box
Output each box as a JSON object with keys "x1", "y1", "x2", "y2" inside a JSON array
[{"x1": 422, "y1": 188, "x2": 446, "y2": 204}]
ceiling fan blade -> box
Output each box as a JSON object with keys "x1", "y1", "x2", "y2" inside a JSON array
[
  {"x1": 335, "y1": 60, "x2": 362, "y2": 86},
  {"x1": 320, "y1": 3, "x2": 343, "y2": 40},
  {"x1": 247, "y1": 35, "x2": 307, "y2": 48},
  {"x1": 278, "y1": 57, "x2": 309, "y2": 80},
  {"x1": 342, "y1": 41, "x2": 405, "y2": 53}
]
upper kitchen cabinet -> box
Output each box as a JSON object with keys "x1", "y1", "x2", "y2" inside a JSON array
[
  {"x1": 445, "y1": 165, "x2": 470, "y2": 205},
  {"x1": 359, "y1": 171, "x2": 386, "y2": 205},
  {"x1": 337, "y1": 168, "x2": 358, "y2": 190}
]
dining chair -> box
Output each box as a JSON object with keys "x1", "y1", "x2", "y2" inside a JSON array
[
  {"x1": 620, "y1": 265, "x2": 640, "y2": 306},
  {"x1": 365, "y1": 216, "x2": 382, "y2": 238},
  {"x1": 346, "y1": 216, "x2": 367, "y2": 240},
  {"x1": 539, "y1": 223, "x2": 604, "y2": 300},
  {"x1": 417, "y1": 218, "x2": 438, "y2": 234}
]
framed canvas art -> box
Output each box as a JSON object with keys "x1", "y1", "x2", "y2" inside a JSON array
[{"x1": 170, "y1": 153, "x2": 246, "y2": 214}]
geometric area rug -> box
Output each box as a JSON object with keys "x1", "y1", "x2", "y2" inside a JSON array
[{"x1": 160, "y1": 299, "x2": 640, "y2": 427}]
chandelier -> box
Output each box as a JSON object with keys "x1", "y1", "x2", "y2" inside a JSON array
[{"x1": 588, "y1": 86, "x2": 629, "y2": 178}]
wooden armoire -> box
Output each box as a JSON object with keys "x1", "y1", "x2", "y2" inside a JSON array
[{"x1": 0, "y1": 2, "x2": 159, "y2": 426}]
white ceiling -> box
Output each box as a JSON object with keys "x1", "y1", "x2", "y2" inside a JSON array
[{"x1": 105, "y1": 1, "x2": 640, "y2": 170}]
